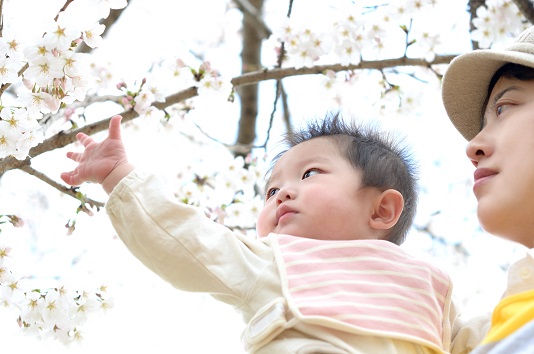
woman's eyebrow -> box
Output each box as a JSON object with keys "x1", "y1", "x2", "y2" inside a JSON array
[{"x1": 492, "y1": 85, "x2": 522, "y2": 104}]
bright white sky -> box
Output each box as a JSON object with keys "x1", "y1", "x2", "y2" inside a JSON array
[{"x1": 0, "y1": 0, "x2": 526, "y2": 352}]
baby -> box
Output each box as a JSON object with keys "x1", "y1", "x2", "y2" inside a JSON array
[{"x1": 62, "y1": 112, "x2": 457, "y2": 353}]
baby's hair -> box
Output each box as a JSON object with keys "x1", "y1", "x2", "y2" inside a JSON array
[{"x1": 268, "y1": 111, "x2": 418, "y2": 245}]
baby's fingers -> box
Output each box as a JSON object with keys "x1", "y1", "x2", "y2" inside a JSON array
[
  {"x1": 77, "y1": 133, "x2": 93, "y2": 147},
  {"x1": 108, "y1": 115, "x2": 123, "y2": 140},
  {"x1": 60, "y1": 171, "x2": 80, "y2": 186},
  {"x1": 66, "y1": 151, "x2": 83, "y2": 162}
]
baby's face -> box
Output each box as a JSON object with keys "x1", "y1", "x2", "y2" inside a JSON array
[{"x1": 256, "y1": 137, "x2": 382, "y2": 241}]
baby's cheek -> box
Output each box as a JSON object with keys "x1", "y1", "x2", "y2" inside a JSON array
[{"x1": 256, "y1": 206, "x2": 271, "y2": 237}]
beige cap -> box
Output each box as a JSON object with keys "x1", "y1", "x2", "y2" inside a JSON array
[{"x1": 442, "y1": 26, "x2": 534, "y2": 140}]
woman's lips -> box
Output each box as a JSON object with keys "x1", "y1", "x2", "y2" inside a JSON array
[{"x1": 473, "y1": 168, "x2": 497, "y2": 191}]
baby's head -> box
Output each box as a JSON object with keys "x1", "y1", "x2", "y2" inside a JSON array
[{"x1": 256, "y1": 112, "x2": 418, "y2": 245}]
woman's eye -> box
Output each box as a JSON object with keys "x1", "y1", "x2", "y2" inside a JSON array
[
  {"x1": 496, "y1": 103, "x2": 510, "y2": 116},
  {"x1": 302, "y1": 169, "x2": 320, "y2": 179},
  {"x1": 266, "y1": 188, "x2": 279, "y2": 199}
]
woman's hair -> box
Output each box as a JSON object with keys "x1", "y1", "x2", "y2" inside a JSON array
[
  {"x1": 268, "y1": 111, "x2": 418, "y2": 245},
  {"x1": 482, "y1": 63, "x2": 534, "y2": 128}
]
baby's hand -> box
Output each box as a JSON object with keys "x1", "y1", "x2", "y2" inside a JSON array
[{"x1": 61, "y1": 115, "x2": 134, "y2": 193}]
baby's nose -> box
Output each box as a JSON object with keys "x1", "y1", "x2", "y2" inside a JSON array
[{"x1": 276, "y1": 192, "x2": 292, "y2": 205}]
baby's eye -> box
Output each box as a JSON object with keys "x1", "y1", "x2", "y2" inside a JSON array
[
  {"x1": 266, "y1": 187, "x2": 279, "y2": 200},
  {"x1": 302, "y1": 169, "x2": 320, "y2": 179}
]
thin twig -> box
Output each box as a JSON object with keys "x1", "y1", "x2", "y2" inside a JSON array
[
  {"x1": 262, "y1": 80, "x2": 282, "y2": 150},
  {"x1": 18, "y1": 164, "x2": 104, "y2": 209},
  {"x1": 280, "y1": 82, "x2": 290, "y2": 133},
  {"x1": 54, "y1": 0, "x2": 74, "y2": 21},
  {"x1": 189, "y1": 120, "x2": 256, "y2": 154}
]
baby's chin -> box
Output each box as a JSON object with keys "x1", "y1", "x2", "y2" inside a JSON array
[{"x1": 255, "y1": 229, "x2": 303, "y2": 238}]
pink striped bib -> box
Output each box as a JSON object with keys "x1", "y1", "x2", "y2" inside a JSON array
[{"x1": 270, "y1": 234, "x2": 452, "y2": 351}]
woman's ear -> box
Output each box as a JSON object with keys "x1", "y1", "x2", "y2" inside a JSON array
[{"x1": 369, "y1": 189, "x2": 404, "y2": 230}]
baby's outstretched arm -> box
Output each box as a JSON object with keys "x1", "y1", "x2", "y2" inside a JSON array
[{"x1": 61, "y1": 115, "x2": 135, "y2": 194}]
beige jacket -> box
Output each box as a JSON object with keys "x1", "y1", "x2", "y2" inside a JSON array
[{"x1": 106, "y1": 170, "x2": 488, "y2": 354}]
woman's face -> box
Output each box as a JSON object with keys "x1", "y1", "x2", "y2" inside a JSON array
[{"x1": 466, "y1": 76, "x2": 534, "y2": 247}]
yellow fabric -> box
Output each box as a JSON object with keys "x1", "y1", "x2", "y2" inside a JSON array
[{"x1": 482, "y1": 289, "x2": 534, "y2": 344}]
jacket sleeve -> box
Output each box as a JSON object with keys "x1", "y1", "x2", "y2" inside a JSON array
[
  {"x1": 105, "y1": 169, "x2": 272, "y2": 308},
  {"x1": 449, "y1": 300, "x2": 491, "y2": 354}
]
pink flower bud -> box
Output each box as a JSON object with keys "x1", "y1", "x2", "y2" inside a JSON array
[{"x1": 22, "y1": 78, "x2": 34, "y2": 90}]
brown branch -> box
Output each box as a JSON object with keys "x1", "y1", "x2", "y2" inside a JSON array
[
  {"x1": 0, "y1": 0, "x2": 4, "y2": 37},
  {"x1": 55, "y1": 0, "x2": 75, "y2": 21},
  {"x1": 0, "y1": 86, "x2": 196, "y2": 176},
  {"x1": 0, "y1": 55, "x2": 457, "y2": 176},
  {"x1": 231, "y1": 55, "x2": 457, "y2": 87},
  {"x1": 512, "y1": 0, "x2": 534, "y2": 24}
]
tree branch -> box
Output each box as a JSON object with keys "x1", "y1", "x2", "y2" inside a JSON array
[
  {"x1": 231, "y1": 55, "x2": 457, "y2": 87},
  {"x1": 236, "y1": 0, "x2": 264, "y2": 155},
  {"x1": 512, "y1": 0, "x2": 534, "y2": 24},
  {"x1": 18, "y1": 163, "x2": 104, "y2": 209},
  {"x1": 0, "y1": 0, "x2": 5, "y2": 37},
  {"x1": 76, "y1": 4, "x2": 131, "y2": 54},
  {"x1": 280, "y1": 81, "x2": 290, "y2": 133},
  {"x1": 55, "y1": 0, "x2": 75, "y2": 21},
  {"x1": 0, "y1": 55, "x2": 457, "y2": 177},
  {"x1": 468, "y1": 0, "x2": 486, "y2": 50},
  {"x1": 233, "y1": 0, "x2": 271, "y2": 39}
]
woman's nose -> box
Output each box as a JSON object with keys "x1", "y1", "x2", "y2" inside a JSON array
[{"x1": 466, "y1": 129, "x2": 492, "y2": 167}]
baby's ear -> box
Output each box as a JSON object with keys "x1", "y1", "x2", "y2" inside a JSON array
[{"x1": 369, "y1": 189, "x2": 404, "y2": 230}]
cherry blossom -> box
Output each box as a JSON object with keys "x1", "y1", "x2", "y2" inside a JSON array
[
  {"x1": 43, "y1": 17, "x2": 81, "y2": 52},
  {"x1": 0, "y1": 0, "x2": 531, "y2": 349},
  {"x1": 0, "y1": 31, "x2": 24, "y2": 60},
  {"x1": 0, "y1": 57, "x2": 20, "y2": 84},
  {"x1": 24, "y1": 55, "x2": 65, "y2": 88},
  {"x1": 23, "y1": 38, "x2": 52, "y2": 62},
  {"x1": 133, "y1": 90, "x2": 155, "y2": 114},
  {"x1": 82, "y1": 23, "x2": 106, "y2": 48}
]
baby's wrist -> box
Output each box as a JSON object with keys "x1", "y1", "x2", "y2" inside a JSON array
[{"x1": 102, "y1": 163, "x2": 135, "y2": 194}]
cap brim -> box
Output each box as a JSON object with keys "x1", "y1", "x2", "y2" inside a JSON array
[{"x1": 442, "y1": 49, "x2": 534, "y2": 140}]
